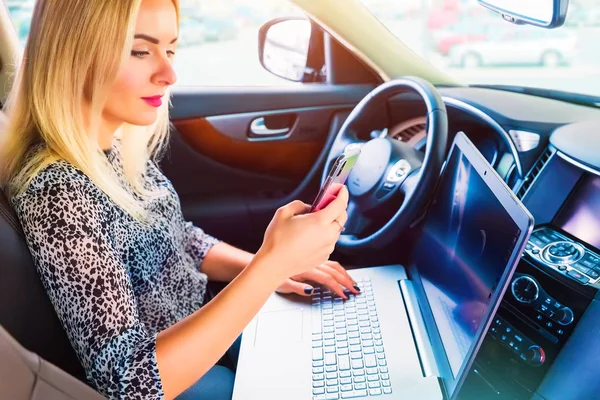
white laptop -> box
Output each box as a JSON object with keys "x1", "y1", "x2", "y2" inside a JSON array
[{"x1": 232, "y1": 131, "x2": 534, "y2": 400}]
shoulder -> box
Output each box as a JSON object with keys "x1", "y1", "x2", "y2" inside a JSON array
[{"x1": 11, "y1": 161, "x2": 110, "y2": 217}]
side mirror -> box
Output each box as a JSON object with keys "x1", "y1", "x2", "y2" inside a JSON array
[
  {"x1": 478, "y1": 0, "x2": 569, "y2": 28},
  {"x1": 258, "y1": 18, "x2": 312, "y2": 82}
]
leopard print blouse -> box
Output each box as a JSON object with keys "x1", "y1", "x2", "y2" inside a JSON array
[{"x1": 11, "y1": 143, "x2": 219, "y2": 399}]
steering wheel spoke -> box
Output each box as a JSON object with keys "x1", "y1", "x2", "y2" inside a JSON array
[
  {"x1": 342, "y1": 198, "x2": 370, "y2": 235},
  {"x1": 398, "y1": 167, "x2": 421, "y2": 199}
]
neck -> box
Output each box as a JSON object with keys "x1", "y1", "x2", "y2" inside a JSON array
[
  {"x1": 99, "y1": 116, "x2": 122, "y2": 151},
  {"x1": 83, "y1": 102, "x2": 122, "y2": 150}
]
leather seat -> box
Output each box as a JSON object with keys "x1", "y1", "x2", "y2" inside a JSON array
[
  {"x1": 0, "y1": 325, "x2": 104, "y2": 400},
  {"x1": 0, "y1": 110, "x2": 102, "y2": 398},
  {"x1": 0, "y1": 189, "x2": 86, "y2": 381}
]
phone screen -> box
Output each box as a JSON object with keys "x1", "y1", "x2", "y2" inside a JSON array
[{"x1": 310, "y1": 150, "x2": 361, "y2": 212}]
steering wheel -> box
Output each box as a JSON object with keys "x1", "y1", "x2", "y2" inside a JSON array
[{"x1": 323, "y1": 77, "x2": 448, "y2": 252}]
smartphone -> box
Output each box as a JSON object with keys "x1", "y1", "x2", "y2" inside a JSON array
[{"x1": 310, "y1": 145, "x2": 362, "y2": 213}]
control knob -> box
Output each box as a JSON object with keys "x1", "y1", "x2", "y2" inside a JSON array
[
  {"x1": 524, "y1": 345, "x2": 546, "y2": 367},
  {"x1": 553, "y1": 307, "x2": 574, "y2": 326},
  {"x1": 544, "y1": 241, "x2": 582, "y2": 264}
]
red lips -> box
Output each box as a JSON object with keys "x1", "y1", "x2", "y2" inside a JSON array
[{"x1": 142, "y1": 95, "x2": 163, "y2": 108}]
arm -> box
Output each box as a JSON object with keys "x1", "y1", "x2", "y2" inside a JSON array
[
  {"x1": 182, "y1": 222, "x2": 252, "y2": 282},
  {"x1": 17, "y1": 177, "x2": 282, "y2": 399},
  {"x1": 187, "y1": 226, "x2": 360, "y2": 298},
  {"x1": 156, "y1": 252, "x2": 279, "y2": 399},
  {"x1": 158, "y1": 194, "x2": 351, "y2": 398},
  {"x1": 199, "y1": 241, "x2": 253, "y2": 282}
]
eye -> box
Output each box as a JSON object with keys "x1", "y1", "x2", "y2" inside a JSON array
[
  {"x1": 167, "y1": 50, "x2": 176, "y2": 58},
  {"x1": 131, "y1": 50, "x2": 150, "y2": 58}
]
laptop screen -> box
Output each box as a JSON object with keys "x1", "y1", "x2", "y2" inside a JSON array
[{"x1": 410, "y1": 132, "x2": 532, "y2": 396}]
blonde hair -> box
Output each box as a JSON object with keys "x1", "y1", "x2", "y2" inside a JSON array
[{"x1": 0, "y1": 0, "x2": 180, "y2": 219}]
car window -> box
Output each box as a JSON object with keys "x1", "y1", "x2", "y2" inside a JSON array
[
  {"x1": 6, "y1": 0, "x2": 306, "y2": 86},
  {"x1": 176, "y1": 1, "x2": 305, "y2": 86},
  {"x1": 357, "y1": 0, "x2": 600, "y2": 98}
]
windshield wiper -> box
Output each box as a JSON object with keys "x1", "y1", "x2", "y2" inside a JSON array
[{"x1": 471, "y1": 84, "x2": 600, "y2": 108}]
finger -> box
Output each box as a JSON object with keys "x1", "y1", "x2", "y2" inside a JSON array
[
  {"x1": 332, "y1": 211, "x2": 348, "y2": 232},
  {"x1": 318, "y1": 185, "x2": 349, "y2": 222},
  {"x1": 324, "y1": 261, "x2": 360, "y2": 291},
  {"x1": 276, "y1": 279, "x2": 315, "y2": 296},
  {"x1": 318, "y1": 263, "x2": 360, "y2": 295},
  {"x1": 302, "y1": 269, "x2": 348, "y2": 299},
  {"x1": 337, "y1": 211, "x2": 348, "y2": 227},
  {"x1": 278, "y1": 200, "x2": 310, "y2": 218}
]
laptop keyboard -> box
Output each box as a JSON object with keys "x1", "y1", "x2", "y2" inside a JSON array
[{"x1": 311, "y1": 277, "x2": 392, "y2": 399}]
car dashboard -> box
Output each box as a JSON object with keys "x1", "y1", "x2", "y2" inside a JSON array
[{"x1": 385, "y1": 86, "x2": 600, "y2": 400}]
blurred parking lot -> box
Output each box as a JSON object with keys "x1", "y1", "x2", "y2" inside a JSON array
[{"x1": 6, "y1": 0, "x2": 600, "y2": 96}]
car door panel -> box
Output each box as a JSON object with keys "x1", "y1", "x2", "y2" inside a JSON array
[
  {"x1": 163, "y1": 85, "x2": 372, "y2": 250},
  {"x1": 173, "y1": 106, "x2": 346, "y2": 180},
  {"x1": 169, "y1": 85, "x2": 373, "y2": 119}
]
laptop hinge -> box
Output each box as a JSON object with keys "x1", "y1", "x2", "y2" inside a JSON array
[{"x1": 399, "y1": 279, "x2": 440, "y2": 378}]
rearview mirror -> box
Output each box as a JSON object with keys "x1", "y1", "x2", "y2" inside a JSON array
[
  {"x1": 258, "y1": 18, "x2": 312, "y2": 82},
  {"x1": 478, "y1": 0, "x2": 569, "y2": 28}
]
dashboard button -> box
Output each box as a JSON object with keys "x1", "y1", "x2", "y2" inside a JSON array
[
  {"x1": 584, "y1": 253, "x2": 600, "y2": 263},
  {"x1": 587, "y1": 270, "x2": 600, "y2": 280},
  {"x1": 530, "y1": 237, "x2": 546, "y2": 247},
  {"x1": 571, "y1": 263, "x2": 590, "y2": 274},
  {"x1": 580, "y1": 258, "x2": 596, "y2": 269},
  {"x1": 567, "y1": 269, "x2": 590, "y2": 284},
  {"x1": 546, "y1": 231, "x2": 562, "y2": 242},
  {"x1": 537, "y1": 234, "x2": 553, "y2": 244},
  {"x1": 539, "y1": 304, "x2": 555, "y2": 318}
]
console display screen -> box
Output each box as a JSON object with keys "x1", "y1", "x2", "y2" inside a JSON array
[{"x1": 555, "y1": 174, "x2": 600, "y2": 250}]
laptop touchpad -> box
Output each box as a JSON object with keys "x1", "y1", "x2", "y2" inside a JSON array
[{"x1": 254, "y1": 309, "x2": 304, "y2": 347}]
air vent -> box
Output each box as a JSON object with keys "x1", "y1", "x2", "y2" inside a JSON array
[
  {"x1": 516, "y1": 148, "x2": 553, "y2": 199},
  {"x1": 389, "y1": 117, "x2": 427, "y2": 146},
  {"x1": 395, "y1": 123, "x2": 426, "y2": 142}
]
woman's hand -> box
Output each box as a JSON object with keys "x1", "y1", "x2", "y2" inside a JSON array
[
  {"x1": 275, "y1": 260, "x2": 361, "y2": 299},
  {"x1": 252, "y1": 186, "x2": 349, "y2": 285}
]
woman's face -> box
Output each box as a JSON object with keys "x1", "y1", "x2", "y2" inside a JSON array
[{"x1": 103, "y1": 0, "x2": 178, "y2": 131}]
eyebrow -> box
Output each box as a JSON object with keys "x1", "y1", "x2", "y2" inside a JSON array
[{"x1": 134, "y1": 34, "x2": 178, "y2": 44}]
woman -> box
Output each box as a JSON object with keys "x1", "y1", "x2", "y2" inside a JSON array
[{"x1": 0, "y1": 0, "x2": 357, "y2": 399}]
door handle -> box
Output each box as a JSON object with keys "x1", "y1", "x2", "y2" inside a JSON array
[{"x1": 249, "y1": 117, "x2": 290, "y2": 136}]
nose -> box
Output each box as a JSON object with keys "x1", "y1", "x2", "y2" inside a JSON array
[{"x1": 153, "y1": 56, "x2": 177, "y2": 87}]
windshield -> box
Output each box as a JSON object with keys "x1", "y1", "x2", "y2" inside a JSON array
[{"x1": 359, "y1": 0, "x2": 600, "y2": 98}]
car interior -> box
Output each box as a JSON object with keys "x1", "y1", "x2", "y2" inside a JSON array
[{"x1": 1, "y1": 0, "x2": 600, "y2": 399}]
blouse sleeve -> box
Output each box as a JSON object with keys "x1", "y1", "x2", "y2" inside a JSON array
[
  {"x1": 182, "y1": 221, "x2": 220, "y2": 271},
  {"x1": 14, "y1": 178, "x2": 164, "y2": 399}
]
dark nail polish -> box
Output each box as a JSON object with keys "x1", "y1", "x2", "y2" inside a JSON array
[
  {"x1": 343, "y1": 289, "x2": 351, "y2": 296},
  {"x1": 304, "y1": 287, "x2": 314, "y2": 295},
  {"x1": 354, "y1": 285, "x2": 361, "y2": 292}
]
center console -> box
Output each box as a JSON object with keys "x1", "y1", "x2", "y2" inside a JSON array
[
  {"x1": 460, "y1": 141, "x2": 600, "y2": 399},
  {"x1": 526, "y1": 227, "x2": 600, "y2": 286}
]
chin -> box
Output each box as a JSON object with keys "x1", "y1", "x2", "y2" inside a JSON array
[{"x1": 129, "y1": 112, "x2": 159, "y2": 127}]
